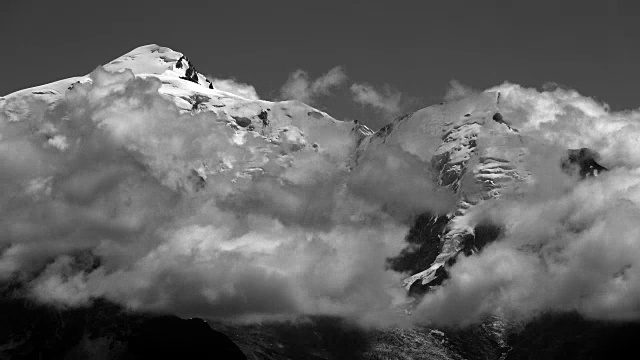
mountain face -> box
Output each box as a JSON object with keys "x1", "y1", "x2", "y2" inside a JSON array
[
  {"x1": 358, "y1": 92, "x2": 531, "y2": 292},
  {"x1": 357, "y1": 92, "x2": 609, "y2": 295},
  {"x1": 0, "y1": 44, "x2": 618, "y2": 359}
]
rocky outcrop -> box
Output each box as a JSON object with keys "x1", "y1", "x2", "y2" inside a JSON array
[{"x1": 175, "y1": 55, "x2": 215, "y2": 89}]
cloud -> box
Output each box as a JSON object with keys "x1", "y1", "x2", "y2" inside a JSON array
[
  {"x1": 0, "y1": 66, "x2": 455, "y2": 327},
  {"x1": 350, "y1": 83, "x2": 402, "y2": 116},
  {"x1": 210, "y1": 78, "x2": 260, "y2": 100},
  {"x1": 348, "y1": 143, "x2": 457, "y2": 217},
  {"x1": 279, "y1": 66, "x2": 347, "y2": 104},
  {"x1": 488, "y1": 82, "x2": 640, "y2": 168},
  {"x1": 279, "y1": 67, "x2": 418, "y2": 130}
]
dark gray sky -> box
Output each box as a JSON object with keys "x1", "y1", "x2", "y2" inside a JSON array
[{"x1": 2, "y1": 0, "x2": 639, "y2": 128}]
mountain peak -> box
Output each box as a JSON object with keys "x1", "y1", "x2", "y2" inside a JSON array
[{"x1": 103, "y1": 44, "x2": 214, "y2": 89}]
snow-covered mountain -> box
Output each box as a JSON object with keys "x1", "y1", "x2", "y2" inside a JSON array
[
  {"x1": 0, "y1": 43, "x2": 622, "y2": 359},
  {"x1": 363, "y1": 92, "x2": 533, "y2": 292},
  {"x1": 0, "y1": 44, "x2": 604, "y2": 300},
  {"x1": 1, "y1": 44, "x2": 371, "y2": 136},
  {"x1": 362, "y1": 90, "x2": 606, "y2": 294},
  {"x1": 1, "y1": 44, "x2": 374, "y2": 194}
]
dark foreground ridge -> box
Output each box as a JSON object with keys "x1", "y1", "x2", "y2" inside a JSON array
[
  {"x1": 505, "y1": 312, "x2": 640, "y2": 360},
  {"x1": 210, "y1": 315, "x2": 504, "y2": 360},
  {"x1": 0, "y1": 297, "x2": 246, "y2": 360}
]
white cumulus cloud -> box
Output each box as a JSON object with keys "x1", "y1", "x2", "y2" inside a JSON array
[
  {"x1": 350, "y1": 83, "x2": 402, "y2": 116},
  {"x1": 279, "y1": 66, "x2": 347, "y2": 104}
]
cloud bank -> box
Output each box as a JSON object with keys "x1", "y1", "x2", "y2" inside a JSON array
[
  {"x1": 5, "y1": 68, "x2": 640, "y2": 329},
  {"x1": 0, "y1": 67, "x2": 454, "y2": 326}
]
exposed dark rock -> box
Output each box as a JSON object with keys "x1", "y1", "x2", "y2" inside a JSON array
[
  {"x1": 561, "y1": 148, "x2": 607, "y2": 178},
  {"x1": 67, "y1": 81, "x2": 82, "y2": 90},
  {"x1": 232, "y1": 116, "x2": 252, "y2": 128},
  {"x1": 387, "y1": 213, "x2": 449, "y2": 276},
  {"x1": 375, "y1": 123, "x2": 394, "y2": 140},
  {"x1": 409, "y1": 264, "x2": 450, "y2": 296},
  {"x1": 491, "y1": 112, "x2": 518, "y2": 132},
  {"x1": 460, "y1": 222, "x2": 502, "y2": 257},
  {"x1": 405, "y1": 221, "x2": 502, "y2": 296},
  {"x1": 307, "y1": 111, "x2": 324, "y2": 119},
  {"x1": 175, "y1": 56, "x2": 184, "y2": 69},
  {"x1": 258, "y1": 110, "x2": 269, "y2": 127},
  {"x1": 181, "y1": 65, "x2": 198, "y2": 83},
  {"x1": 394, "y1": 113, "x2": 413, "y2": 124},
  {"x1": 432, "y1": 152, "x2": 465, "y2": 189},
  {"x1": 176, "y1": 55, "x2": 210, "y2": 86},
  {"x1": 388, "y1": 213, "x2": 452, "y2": 296},
  {"x1": 188, "y1": 94, "x2": 211, "y2": 111}
]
